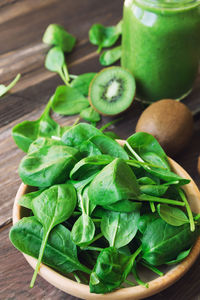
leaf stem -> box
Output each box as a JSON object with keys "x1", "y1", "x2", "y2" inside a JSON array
[
  {"x1": 178, "y1": 188, "x2": 195, "y2": 232},
  {"x1": 99, "y1": 117, "x2": 123, "y2": 132},
  {"x1": 0, "y1": 73, "x2": 21, "y2": 97},
  {"x1": 124, "y1": 279, "x2": 136, "y2": 286},
  {"x1": 132, "y1": 262, "x2": 149, "y2": 288},
  {"x1": 81, "y1": 246, "x2": 103, "y2": 252},
  {"x1": 83, "y1": 233, "x2": 103, "y2": 247},
  {"x1": 30, "y1": 229, "x2": 50, "y2": 288},
  {"x1": 69, "y1": 74, "x2": 78, "y2": 79},
  {"x1": 125, "y1": 142, "x2": 146, "y2": 164},
  {"x1": 62, "y1": 63, "x2": 70, "y2": 83},
  {"x1": 136, "y1": 194, "x2": 185, "y2": 207},
  {"x1": 150, "y1": 202, "x2": 156, "y2": 213},
  {"x1": 141, "y1": 261, "x2": 164, "y2": 276}
]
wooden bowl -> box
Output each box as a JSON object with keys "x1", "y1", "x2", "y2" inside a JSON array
[{"x1": 12, "y1": 156, "x2": 200, "y2": 300}]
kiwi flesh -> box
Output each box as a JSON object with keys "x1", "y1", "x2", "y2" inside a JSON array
[{"x1": 89, "y1": 67, "x2": 136, "y2": 116}]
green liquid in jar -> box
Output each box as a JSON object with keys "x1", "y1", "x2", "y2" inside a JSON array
[{"x1": 121, "y1": 0, "x2": 200, "y2": 102}]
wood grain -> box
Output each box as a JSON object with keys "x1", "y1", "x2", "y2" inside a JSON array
[{"x1": 0, "y1": 0, "x2": 200, "y2": 299}]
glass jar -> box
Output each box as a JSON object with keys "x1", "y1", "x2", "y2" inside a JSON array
[{"x1": 121, "y1": 0, "x2": 200, "y2": 102}]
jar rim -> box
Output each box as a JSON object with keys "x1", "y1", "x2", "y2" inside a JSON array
[{"x1": 128, "y1": 0, "x2": 200, "y2": 10}]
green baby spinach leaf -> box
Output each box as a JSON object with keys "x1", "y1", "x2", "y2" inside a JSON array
[
  {"x1": 140, "y1": 184, "x2": 168, "y2": 197},
  {"x1": 28, "y1": 137, "x2": 66, "y2": 154},
  {"x1": 71, "y1": 214, "x2": 95, "y2": 246},
  {"x1": 45, "y1": 47, "x2": 70, "y2": 84},
  {"x1": 52, "y1": 85, "x2": 89, "y2": 115},
  {"x1": 88, "y1": 158, "x2": 140, "y2": 206},
  {"x1": 43, "y1": 24, "x2": 76, "y2": 52},
  {"x1": 89, "y1": 20, "x2": 122, "y2": 52},
  {"x1": 30, "y1": 183, "x2": 77, "y2": 286},
  {"x1": 141, "y1": 218, "x2": 199, "y2": 266},
  {"x1": 18, "y1": 190, "x2": 43, "y2": 209},
  {"x1": 80, "y1": 107, "x2": 101, "y2": 123},
  {"x1": 126, "y1": 132, "x2": 170, "y2": 170},
  {"x1": 90, "y1": 135, "x2": 129, "y2": 159},
  {"x1": 165, "y1": 248, "x2": 191, "y2": 265},
  {"x1": 12, "y1": 98, "x2": 61, "y2": 152},
  {"x1": 138, "y1": 177, "x2": 156, "y2": 185},
  {"x1": 103, "y1": 131, "x2": 121, "y2": 140},
  {"x1": 19, "y1": 144, "x2": 79, "y2": 187},
  {"x1": 79, "y1": 140, "x2": 102, "y2": 157},
  {"x1": 45, "y1": 46, "x2": 65, "y2": 73},
  {"x1": 101, "y1": 211, "x2": 140, "y2": 248},
  {"x1": 9, "y1": 217, "x2": 91, "y2": 275},
  {"x1": 137, "y1": 213, "x2": 159, "y2": 234},
  {"x1": 71, "y1": 73, "x2": 96, "y2": 96},
  {"x1": 0, "y1": 73, "x2": 21, "y2": 97},
  {"x1": 70, "y1": 155, "x2": 113, "y2": 180},
  {"x1": 99, "y1": 45, "x2": 122, "y2": 66},
  {"x1": 103, "y1": 199, "x2": 141, "y2": 213},
  {"x1": 62, "y1": 123, "x2": 103, "y2": 147},
  {"x1": 157, "y1": 204, "x2": 189, "y2": 226},
  {"x1": 89, "y1": 245, "x2": 141, "y2": 294}
]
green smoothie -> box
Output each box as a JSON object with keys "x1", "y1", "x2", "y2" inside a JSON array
[{"x1": 121, "y1": 0, "x2": 200, "y2": 102}]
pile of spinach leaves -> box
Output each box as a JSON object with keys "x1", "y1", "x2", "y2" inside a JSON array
[
  {"x1": 10, "y1": 119, "x2": 200, "y2": 294},
  {"x1": 9, "y1": 23, "x2": 200, "y2": 294}
]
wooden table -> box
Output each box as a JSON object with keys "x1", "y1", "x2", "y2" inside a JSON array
[{"x1": 1, "y1": 1, "x2": 200, "y2": 299}]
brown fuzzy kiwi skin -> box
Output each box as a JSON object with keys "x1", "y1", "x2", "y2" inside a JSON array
[
  {"x1": 136, "y1": 99, "x2": 194, "y2": 156},
  {"x1": 88, "y1": 67, "x2": 136, "y2": 116}
]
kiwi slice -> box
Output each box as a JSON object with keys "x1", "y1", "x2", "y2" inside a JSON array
[{"x1": 89, "y1": 67, "x2": 136, "y2": 116}]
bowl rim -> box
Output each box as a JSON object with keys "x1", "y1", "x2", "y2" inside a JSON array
[{"x1": 12, "y1": 156, "x2": 200, "y2": 300}]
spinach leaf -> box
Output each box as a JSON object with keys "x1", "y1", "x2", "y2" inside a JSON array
[
  {"x1": 104, "y1": 131, "x2": 121, "y2": 140},
  {"x1": 70, "y1": 155, "x2": 113, "y2": 180},
  {"x1": 103, "y1": 199, "x2": 141, "y2": 213},
  {"x1": 80, "y1": 107, "x2": 101, "y2": 122},
  {"x1": 101, "y1": 211, "x2": 140, "y2": 248},
  {"x1": 126, "y1": 132, "x2": 170, "y2": 170},
  {"x1": 19, "y1": 144, "x2": 79, "y2": 187},
  {"x1": 90, "y1": 135, "x2": 129, "y2": 159},
  {"x1": 79, "y1": 140, "x2": 101, "y2": 157},
  {"x1": 89, "y1": 245, "x2": 141, "y2": 294},
  {"x1": 88, "y1": 158, "x2": 140, "y2": 206},
  {"x1": 18, "y1": 190, "x2": 43, "y2": 209},
  {"x1": 9, "y1": 217, "x2": 91, "y2": 275},
  {"x1": 30, "y1": 183, "x2": 77, "y2": 286},
  {"x1": 71, "y1": 187, "x2": 95, "y2": 246},
  {"x1": 0, "y1": 73, "x2": 21, "y2": 97},
  {"x1": 138, "y1": 177, "x2": 156, "y2": 185},
  {"x1": 45, "y1": 46, "x2": 65, "y2": 73},
  {"x1": 99, "y1": 46, "x2": 122, "y2": 66},
  {"x1": 71, "y1": 214, "x2": 95, "y2": 246},
  {"x1": 137, "y1": 213, "x2": 159, "y2": 234},
  {"x1": 71, "y1": 73, "x2": 96, "y2": 96},
  {"x1": 89, "y1": 21, "x2": 122, "y2": 52},
  {"x1": 165, "y1": 248, "x2": 191, "y2": 265},
  {"x1": 43, "y1": 24, "x2": 76, "y2": 52},
  {"x1": 45, "y1": 47, "x2": 70, "y2": 85},
  {"x1": 28, "y1": 137, "x2": 66, "y2": 154},
  {"x1": 141, "y1": 218, "x2": 199, "y2": 266},
  {"x1": 52, "y1": 85, "x2": 89, "y2": 115},
  {"x1": 146, "y1": 167, "x2": 190, "y2": 185},
  {"x1": 12, "y1": 98, "x2": 61, "y2": 152},
  {"x1": 62, "y1": 123, "x2": 103, "y2": 147},
  {"x1": 140, "y1": 184, "x2": 168, "y2": 197},
  {"x1": 157, "y1": 204, "x2": 189, "y2": 226}
]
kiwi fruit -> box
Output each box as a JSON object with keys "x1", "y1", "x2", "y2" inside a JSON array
[
  {"x1": 136, "y1": 99, "x2": 194, "y2": 156},
  {"x1": 89, "y1": 67, "x2": 136, "y2": 116}
]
